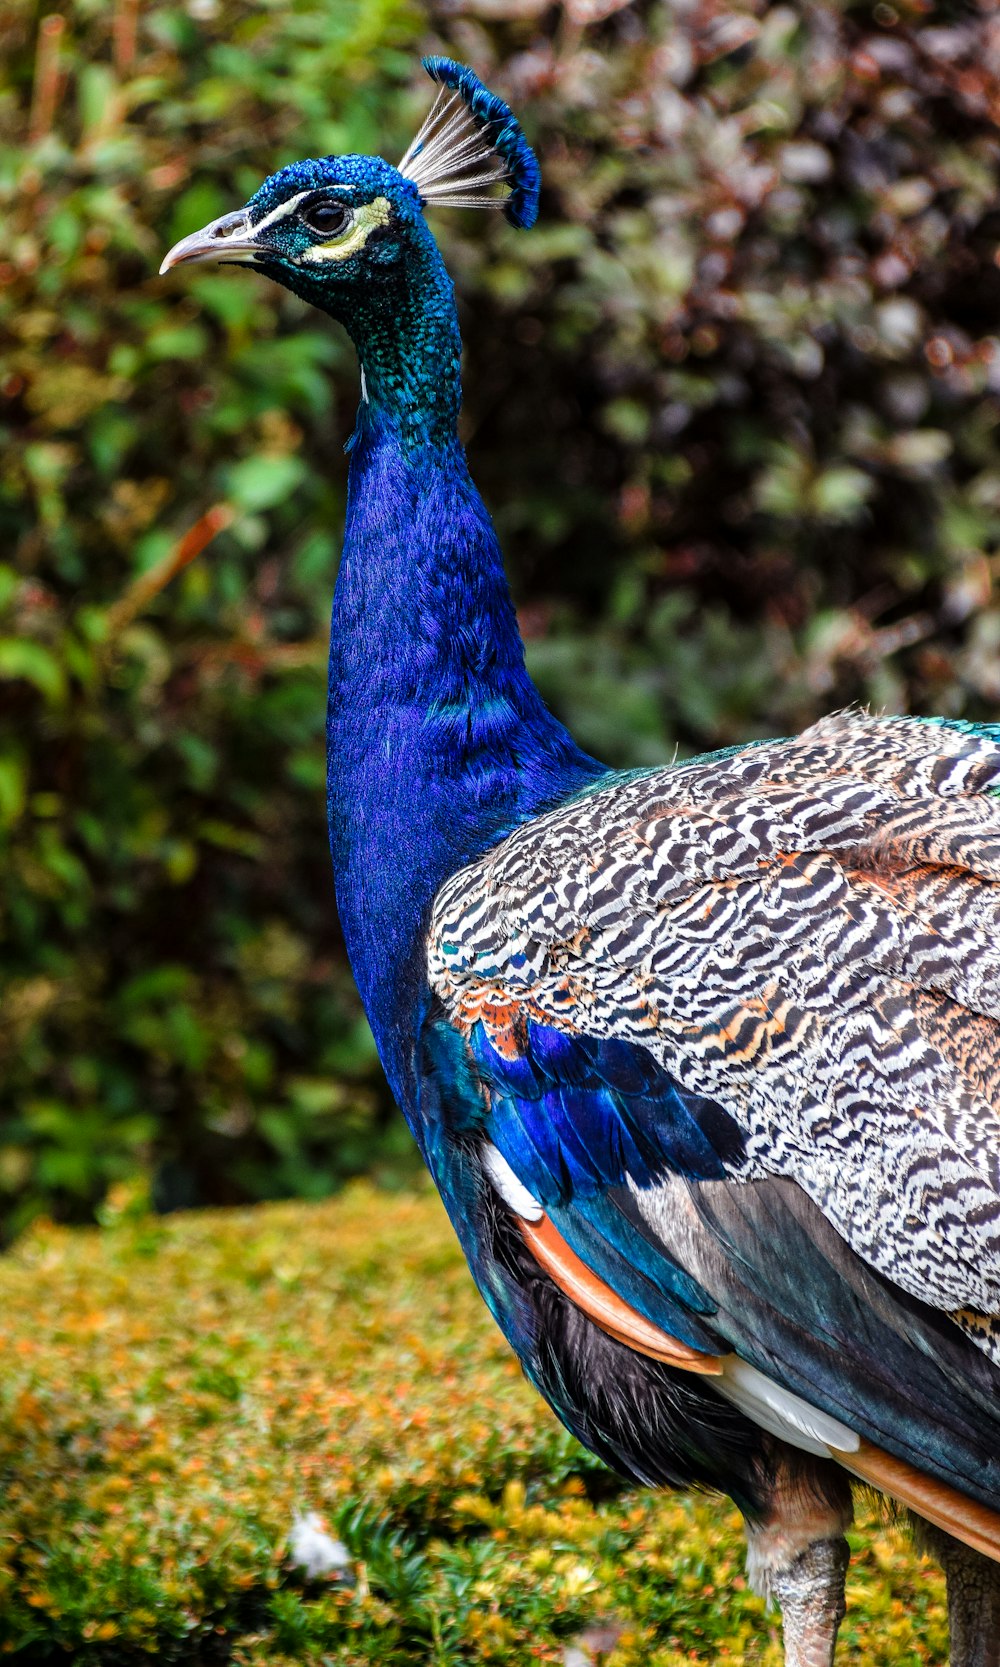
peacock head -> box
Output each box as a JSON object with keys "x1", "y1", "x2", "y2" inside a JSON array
[{"x1": 160, "y1": 59, "x2": 539, "y2": 432}]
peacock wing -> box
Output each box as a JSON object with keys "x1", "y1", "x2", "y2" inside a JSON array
[{"x1": 424, "y1": 711, "x2": 1000, "y2": 1533}]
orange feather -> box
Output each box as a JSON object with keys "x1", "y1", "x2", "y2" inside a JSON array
[{"x1": 518, "y1": 1214, "x2": 724, "y2": 1374}]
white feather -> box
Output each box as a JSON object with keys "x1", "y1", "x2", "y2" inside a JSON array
[
  {"x1": 715, "y1": 1357, "x2": 860, "y2": 1459},
  {"x1": 481, "y1": 1141, "x2": 543, "y2": 1221},
  {"x1": 399, "y1": 92, "x2": 510, "y2": 210}
]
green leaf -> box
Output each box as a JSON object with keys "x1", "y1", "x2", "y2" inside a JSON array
[
  {"x1": 810, "y1": 466, "x2": 874, "y2": 521},
  {"x1": 0, "y1": 639, "x2": 66, "y2": 705},
  {"x1": 0, "y1": 756, "x2": 26, "y2": 827},
  {"x1": 225, "y1": 453, "x2": 308, "y2": 513}
]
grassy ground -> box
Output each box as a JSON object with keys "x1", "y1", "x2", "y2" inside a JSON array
[{"x1": 0, "y1": 1183, "x2": 947, "y2": 1664}]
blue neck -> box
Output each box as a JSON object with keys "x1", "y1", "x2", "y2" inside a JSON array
[{"x1": 326, "y1": 397, "x2": 602, "y2": 1096}]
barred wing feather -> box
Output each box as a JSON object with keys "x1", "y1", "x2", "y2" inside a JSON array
[
  {"x1": 425, "y1": 713, "x2": 1000, "y2": 1530},
  {"x1": 430, "y1": 712, "x2": 1000, "y2": 1331}
]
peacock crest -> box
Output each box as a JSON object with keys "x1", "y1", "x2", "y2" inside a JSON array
[{"x1": 398, "y1": 58, "x2": 540, "y2": 228}]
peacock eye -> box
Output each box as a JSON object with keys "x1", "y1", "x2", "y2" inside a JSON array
[{"x1": 302, "y1": 201, "x2": 352, "y2": 237}]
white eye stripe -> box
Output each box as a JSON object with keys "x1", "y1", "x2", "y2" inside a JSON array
[
  {"x1": 250, "y1": 185, "x2": 353, "y2": 237},
  {"x1": 249, "y1": 191, "x2": 311, "y2": 235}
]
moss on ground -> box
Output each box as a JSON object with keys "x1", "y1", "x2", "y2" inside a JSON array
[{"x1": 0, "y1": 1184, "x2": 947, "y2": 1663}]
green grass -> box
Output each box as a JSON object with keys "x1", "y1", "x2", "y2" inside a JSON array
[{"x1": 0, "y1": 1183, "x2": 948, "y2": 1663}]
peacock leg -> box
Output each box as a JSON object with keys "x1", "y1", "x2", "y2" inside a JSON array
[
  {"x1": 744, "y1": 1452, "x2": 853, "y2": 1667},
  {"x1": 914, "y1": 1519, "x2": 1000, "y2": 1667},
  {"x1": 767, "y1": 1536, "x2": 851, "y2": 1667}
]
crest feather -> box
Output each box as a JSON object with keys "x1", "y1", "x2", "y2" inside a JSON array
[{"x1": 398, "y1": 57, "x2": 541, "y2": 229}]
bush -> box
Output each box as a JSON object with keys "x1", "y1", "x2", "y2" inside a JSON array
[
  {"x1": 0, "y1": 1185, "x2": 949, "y2": 1663},
  {"x1": 5, "y1": 0, "x2": 1000, "y2": 1230}
]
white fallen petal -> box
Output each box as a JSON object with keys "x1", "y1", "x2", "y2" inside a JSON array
[{"x1": 287, "y1": 1511, "x2": 352, "y2": 1578}]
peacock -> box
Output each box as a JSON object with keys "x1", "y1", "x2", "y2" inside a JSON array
[{"x1": 161, "y1": 58, "x2": 1000, "y2": 1666}]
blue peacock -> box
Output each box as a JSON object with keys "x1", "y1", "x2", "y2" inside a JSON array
[{"x1": 162, "y1": 59, "x2": 1000, "y2": 1666}]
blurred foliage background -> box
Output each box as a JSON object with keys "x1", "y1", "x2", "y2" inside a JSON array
[{"x1": 3, "y1": 0, "x2": 1000, "y2": 1239}]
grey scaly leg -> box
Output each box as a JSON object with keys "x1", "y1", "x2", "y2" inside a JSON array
[
  {"x1": 766, "y1": 1537, "x2": 850, "y2": 1667},
  {"x1": 745, "y1": 1453, "x2": 853, "y2": 1667},
  {"x1": 914, "y1": 1519, "x2": 1000, "y2": 1667}
]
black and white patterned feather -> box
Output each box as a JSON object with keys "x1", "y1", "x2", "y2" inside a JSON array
[{"x1": 428, "y1": 712, "x2": 1000, "y2": 1354}]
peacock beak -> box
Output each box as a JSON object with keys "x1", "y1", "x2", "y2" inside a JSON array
[{"x1": 159, "y1": 210, "x2": 260, "y2": 275}]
